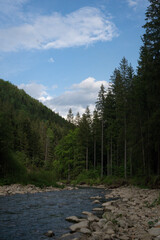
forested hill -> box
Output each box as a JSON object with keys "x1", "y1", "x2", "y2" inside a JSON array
[
  {"x1": 0, "y1": 79, "x2": 68, "y2": 126},
  {"x1": 0, "y1": 79, "x2": 72, "y2": 183}
]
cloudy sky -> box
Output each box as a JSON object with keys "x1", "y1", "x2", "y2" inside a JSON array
[{"x1": 0, "y1": 0, "x2": 149, "y2": 117}]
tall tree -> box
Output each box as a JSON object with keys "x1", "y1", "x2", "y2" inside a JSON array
[{"x1": 96, "y1": 84, "x2": 106, "y2": 178}]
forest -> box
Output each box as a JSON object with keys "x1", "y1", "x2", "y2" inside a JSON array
[{"x1": 0, "y1": 0, "x2": 160, "y2": 187}]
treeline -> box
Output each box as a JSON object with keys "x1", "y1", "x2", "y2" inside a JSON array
[
  {"x1": 55, "y1": 0, "x2": 160, "y2": 181},
  {"x1": 0, "y1": 79, "x2": 72, "y2": 182}
]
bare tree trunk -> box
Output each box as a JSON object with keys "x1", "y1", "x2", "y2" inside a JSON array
[
  {"x1": 86, "y1": 146, "x2": 88, "y2": 171},
  {"x1": 158, "y1": 144, "x2": 160, "y2": 176},
  {"x1": 94, "y1": 138, "x2": 96, "y2": 170},
  {"x1": 107, "y1": 148, "x2": 110, "y2": 176},
  {"x1": 68, "y1": 164, "x2": 70, "y2": 182},
  {"x1": 140, "y1": 118, "x2": 145, "y2": 174},
  {"x1": 130, "y1": 147, "x2": 132, "y2": 177},
  {"x1": 124, "y1": 115, "x2": 127, "y2": 179},
  {"x1": 110, "y1": 136, "x2": 113, "y2": 176},
  {"x1": 101, "y1": 119, "x2": 104, "y2": 178}
]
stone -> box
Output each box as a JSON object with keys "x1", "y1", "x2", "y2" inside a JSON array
[
  {"x1": 97, "y1": 219, "x2": 107, "y2": 228},
  {"x1": 92, "y1": 208, "x2": 103, "y2": 211},
  {"x1": 105, "y1": 228, "x2": 115, "y2": 235},
  {"x1": 148, "y1": 227, "x2": 160, "y2": 237},
  {"x1": 79, "y1": 228, "x2": 91, "y2": 234},
  {"x1": 44, "y1": 230, "x2": 55, "y2": 237},
  {"x1": 66, "y1": 216, "x2": 85, "y2": 223},
  {"x1": 69, "y1": 221, "x2": 89, "y2": 232},
  {"x1": 90, "y1": 222, "x2": 101, "y2": 232},
  {"x1": 93, "y1": 200, "x2": 100, "y2": 204},
  {"x1": 103, "y1": 234, "x2": 110, "y2": 240},
  {"x1": 88, "y1": 215, "x2": 99, "y2": 222},
  {"x1": 91, "y1": 231, "x2": 103, "y2": 240},
  {"x1": 103, "y1": 221, "x2": 114, "y2": 230},
  {"x1": 82, "y1": 211, "x2": 92, "y2": 216}
]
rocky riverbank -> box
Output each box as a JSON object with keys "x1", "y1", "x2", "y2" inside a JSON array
[
  {"x1": 0, "y1": 183, "x2": 77, "y2": 196},
  {"x1": 60, "y1": 186, "x2": 160, "y2": 240}
]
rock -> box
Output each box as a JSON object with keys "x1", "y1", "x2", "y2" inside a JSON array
[
  {"x1": 59, "y1": 232, "x2": 83, "y2": 240},
  {"x1": 69, "y1": 220, "x2": 89, "y2": 232},
  {"x1": 44, "y1": 230, "x2": 55, "y2": 237},
  {"x1": 148, "y1": 227, "x2": 160, "y2": 237},
  {"x1": 102, "y1": 211, "x2": 114, "y2": 221},
  {"x1": 66, "y1": 216, "x2": 85, "y2": 223},
  {"x1": 105, "y1": 228, "x2": 115, "y2": 235},
  {"x1": 87, "y1": 215, "x2": 99, "y2": 222},
  {"x1": 103, "y1": 234, "x2": 110, "y2": 240},
  {"x1": 103, "y1": 221, "x2": 114, "y2": 230},
  {"x1": 155, "y1": 235, "x2": 160, "y2": 240},
  {"x1": 90, "y1": 222, "x2": 101, "y2": 232},
  {"x1": 93, "y1": 200, "x2": 100, "y2": 204},
  {"x1": 97, "y1": 219, "x2": 107, "y2": 228},
  {"x1": 79, "y1": 228, "x2": 91, "y2": 234},
  {"x1": 91, "y1": 231, "x2": 103, "y2": 240},
  {"x1": 118, "y1": 219, "x2": 127, "y2": 228},
  {"x1": 82, "y1": 211, "x2": 92, "y2": 216},
  {"x1": 92, "y1": 207, "x2": 103, "y2": 211}
]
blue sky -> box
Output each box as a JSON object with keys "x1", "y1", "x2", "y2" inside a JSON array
[{"x1": 0, "y1": 0, "x2": 149, "y2": 117}]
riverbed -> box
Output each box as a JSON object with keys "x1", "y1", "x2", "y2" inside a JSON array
[{"x1": 0, "y1": 187, "x2": 106, "y2": 240}]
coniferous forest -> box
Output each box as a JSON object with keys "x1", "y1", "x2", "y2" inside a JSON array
[{"x1": 0, "y1": 0, "x2": 160, "y2": 187}]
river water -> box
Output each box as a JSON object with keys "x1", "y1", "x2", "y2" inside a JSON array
[{"x1": 0, "y1": 187, "x2": 107, "y2": 240}]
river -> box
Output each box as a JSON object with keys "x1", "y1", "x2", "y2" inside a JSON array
[{"x1": 0, "y1": 187, "x2": 107, "y2": 240}]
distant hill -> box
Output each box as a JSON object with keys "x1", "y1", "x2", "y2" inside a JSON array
[{"x1": 0, "y1": 79, "x2": 72, "y2": 183}]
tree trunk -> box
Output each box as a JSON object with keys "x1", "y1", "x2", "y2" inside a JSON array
[
  {"x1": 129, "y1": 147, "x2": 132, "y2": 177},
  {"x1": 94, "y1": 138, "x2": 96, "y2": 170},
  {"x1": 110, "y1": 136, "x2": 113, "y2": 176},
  {"x1": 140, "y1": 118, "x2": 145, "y2": 174},
  {"x1": 107, "y1": 148, "x2": 110, "y2": 176},
  {"x1": 101, "y1": 119, "x2": 104, "y2": 178},
  {"x1": 86, "y1": 146, "x2": 88, "y2": 171},
  {"x1": 124, "y1": 115, "x2": 127, "y2": 179}
]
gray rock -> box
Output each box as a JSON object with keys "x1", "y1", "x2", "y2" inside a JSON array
[
  {"x1": 97, "y1": 219, "x2": 107, "y2": 228},
  {"x1": 69, "y1": 220, "x2": 89, "y2": 232},
  {"x1": 79, "y1": 228, "x2": 91, "y2": 234},
  {"x1": 148, "y1": 227, "x2": 160, "y2": 237},
  {"x1": 91, "y1": 231, "x2": 103, "y2": 240},
  {"x1": 66, "y1": 216, "x2": 85, "y2": 223},
  {"x1": 90, "y1": 222, "x2": 101, "y2": 232},
  {"x1": 105, "y1": 228, "x2": 115, "y2": 235},
  {"x1": 88, "y1": 215, "x2": 99, "y2": 222},
  {"x1": 44, "y1": 230, "x2": 55, "y2": 237}
]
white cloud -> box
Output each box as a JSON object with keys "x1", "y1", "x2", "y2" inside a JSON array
[
  {"x1": 44, "y1": 77, "x2": 109, "y2": 117},
  {"x1": 18, "y1": 82, "x2": 52, "y2": 101},
  {"x1": 126, "y1": 0, "x2": 148, "y2": 9},
  {"x1": 18, "y1": 78, "x2": 109, "y2": 118},
  {"x1": 48, "y1": 57, "x2": 55, "y2": 63},
  {"x1": 0, "y1": 7, "x2": 118, "y2": 52}
]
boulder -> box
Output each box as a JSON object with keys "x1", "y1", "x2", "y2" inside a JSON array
[
  {"x1": 148, "y1": 227, "x2": 160, "y2": 237},
  {"x1": 66, "y1": 216, "x2": 85, "y2": 223},
  {"x1": 44, "y1": 230, "x2": 55, "y2": 237},
  {"x1": 87, "y1": 215, "x2": 99, "y2": 222},
  {"x1": 69, "y1": 220, "x2": 89, "y2": 232},
  {"x1": 79, "y1": 228, "x2": 91, "y2": 234}
]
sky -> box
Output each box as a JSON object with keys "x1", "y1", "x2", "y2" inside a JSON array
[{"x1": 0, "y1": 0, "x2": 149, "y2": 118}]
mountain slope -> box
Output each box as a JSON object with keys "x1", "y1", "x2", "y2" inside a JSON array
[{"x1": 0, "y1": 79, "x2": 72, "y2": 183}]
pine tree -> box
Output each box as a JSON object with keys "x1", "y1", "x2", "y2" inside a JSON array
[{"x1": 96, "y1": 84, "x2": 106, "y2": 178}]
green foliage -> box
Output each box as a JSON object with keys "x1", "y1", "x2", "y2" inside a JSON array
[{"x1": 71, "y1": 169, "x2": 101, "y2": 185}]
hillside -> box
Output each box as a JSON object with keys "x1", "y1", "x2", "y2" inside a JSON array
[{"x1": 0, "y1": 79, "x2": 72, "y2": 185}]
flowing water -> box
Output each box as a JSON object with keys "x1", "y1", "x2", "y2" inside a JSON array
[{"x1": 0, "y1": 187, "x2": 107, "y2": 240}]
